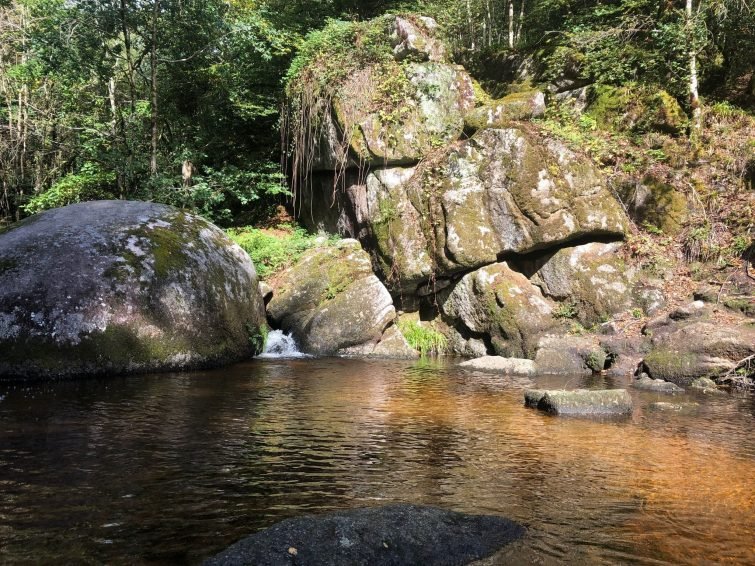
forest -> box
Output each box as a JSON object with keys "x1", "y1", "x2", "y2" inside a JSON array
[{"x1": 1, "y1": 0, "x2": 753, "y2": 227}]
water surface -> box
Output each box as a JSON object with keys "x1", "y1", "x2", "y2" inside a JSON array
[{"x1": 1, "y1": 358, "x2": 754, "y2": 564}]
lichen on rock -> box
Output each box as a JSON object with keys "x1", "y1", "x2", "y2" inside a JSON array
[{"x1": 0, "y1": 200, "x2": 267, "y2": 379}]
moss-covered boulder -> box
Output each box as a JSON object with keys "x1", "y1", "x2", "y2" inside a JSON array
[
  {"x1": 464, "y1": 90, "x2": 546, "y2": 131},
  {"x1": 642, "y1": 321, "x2": 755, "y2": 386},
  {"x1": 0, "y1": 201, "x2": 266, "y2": 380},
  {"x1": 439, "y1": 262, "x2": 560, "y2": 358},
  {"x1": 363, "y1": 126, "x2": 629, "y2": 294},
  {"x1": 266, "y1": 239, "x2": 411, "y2": 356},
  {"x1": 524, "y1": 242, "x2": 634, "y2": 326},
  {"x1": 614, "y1": 175, "x2": 688, "y2": 235},
  {"x1": 319, "y1": 61, "x2": 474, "y2": 170},
  {"x1": 588, "y1": 84, "x2": 687, "y2": 135}
]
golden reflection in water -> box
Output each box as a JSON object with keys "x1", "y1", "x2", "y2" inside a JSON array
[{"x1": 328, "y1": 363, "x2": 755, "y2": 564}]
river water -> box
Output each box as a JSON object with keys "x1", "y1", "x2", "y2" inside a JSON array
[{"x1": 1, "y1": 357, "x2": 754, "y2": 565}]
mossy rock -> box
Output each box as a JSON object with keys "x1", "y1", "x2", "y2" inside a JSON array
[
  {"x1": 361, "y1": 126, "x2": 629, "y2": 294},
  {"x1": 464, "y1": 90, "x2": 546, "y2": 131},
  {"x1": 615, "y1": 175, "x2": 688, "y2": 235},
  {"x1": 267, "y1": 239, "x2": 398, "y2": 356},
  {"x1": 642, "y1": 321, "x2": 755, "y2": 385},
  {"x1": 523, "y1": 242, "x2": 635, "y2": 326},
  {"x1": 0, "y1": 201, "x2": 266, "y2": 380},
  {"x1": 588, "y1": 84, "x2": 688, "y2": 135},
  {"x1": 439, "y1": 262, "x2": 559, "y2": 358},
  {"x1": 588, "y1": 84, "x2": 687, "y2": 135}
]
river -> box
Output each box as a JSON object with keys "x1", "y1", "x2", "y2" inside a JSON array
[{"x1": 1, "y1": 357, "x2": 754, "y2": 564}]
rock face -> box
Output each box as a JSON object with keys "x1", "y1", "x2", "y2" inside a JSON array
[
  {"x1": 534, "y1": 335, "x2": 609, "y2": 374},
  {"x1": 464, "y1": 90, "x2": 546, "y2": 130},
  {"x1": 312, "y1": 16, "x2": 475, "y2": 171},
  {"x1": 310, "y1": 126, "x2": 629, "y2": 295},
  {"x1": 524, "y1": 242, "x2": 634, "y2": 325},
  {"x1": 266, "y1": 239, "x2": 411, "y2": 356},
  {"x1": 439, "y1": 262, "x2": 559, "y2": 358},
  {"x1": 526, "y1": 389, "x2": 633, "y2": 416},
  {"x1": 641, "y1": 320, "x2": 755, "y2": 386},
  {"x1": 204, "y1": 504, "x2": 525, "y2": 566},
  {"x1": 0, "y1": 201, "x2": 266, "y2": 379}
]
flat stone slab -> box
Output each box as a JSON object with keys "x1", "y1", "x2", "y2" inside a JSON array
[
  {"x1": 525, "y1": 389, "x2": 633, "y2": 416},
  {"x1": 204, "y1": 504, "x2": 525, "y2": 566},
  {"x1": 632, "y1": 376, "x2": 684, "y2": 394},
  {"x1": 459, "y1": 356, "x2": 536, "y2": 376}
]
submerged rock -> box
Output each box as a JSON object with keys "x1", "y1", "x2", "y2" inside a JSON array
[
  {"x1": 459, "y1": 356, "x2": 536, "y2": 375},
  {"x1": 632, "y1": 375, "x2": 684, "y2": 394},
  {"x1": 523, "y1": 389, "x2": 547, "y2": 408},
  {"x1": 266, "y1": 239, "x2": 410, "y2": 356},
  {"x1": 0, "y1": 201, "x2": 266, "y2": 379},
  {"x1": 530, "y1": 389, "x2": 633, "y2": 416},
  {"x1": 648, "y1": 401, "x2": 699, "y2": 413},
  {"x1": 204, "y1": 504, "x2": 525, "y2": 566}
]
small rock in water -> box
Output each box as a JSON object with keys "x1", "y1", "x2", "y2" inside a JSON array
[
  {"x1": 632, "y1": 376, "x2": 684, "y2": 394},
  {"x1": 459, "y1": 356, "x2": 536, "y2": 376},
  {"x1": 648, "y1": 401, "x2": 699, "y2": 412},
  {"x1": 689, "y1": 377, "x2": 723, "y2": 394},
  {"x1": 526, "y1": 389, "x2": 633, "y2": 416},
  {"x1": 523, "y1": 389, "x2": 547, "y2": 408},
  {"x1": 204, "y1": 504, "x2": 524, "y2": 566}
]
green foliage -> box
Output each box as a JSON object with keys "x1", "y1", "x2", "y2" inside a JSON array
[
  {"x1": 248, "y1": 322, "x2": 270, "y2": 356},
  {"x1": 553, "y1": 301, "x2": 578, "y2": 320},
  {"x1": 397, "y1": 319, "x2": 447, "y2": 356},
  {"x1": 226, "y1": 225, "x2": 338, "y2": 279},
  {"x1": 23, "y1": 163, "x2": 116, "y2": 215}
]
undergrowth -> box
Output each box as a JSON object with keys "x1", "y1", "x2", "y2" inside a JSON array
[{"x1": 226, "y1": 224, "x2": 338, "y2": 279}]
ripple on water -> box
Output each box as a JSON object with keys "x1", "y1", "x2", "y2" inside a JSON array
[{"x1": 0, "y1": 358, "x2": 753, "y2": 565}]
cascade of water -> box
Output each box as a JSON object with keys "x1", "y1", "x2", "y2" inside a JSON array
[{"x1": 257, "y1": 330, "x2": 310, "y2": 358}]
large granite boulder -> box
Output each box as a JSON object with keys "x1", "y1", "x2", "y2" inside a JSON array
[
  {"x1": 523, "y1": 242, "x2": 634, "y2": 326},
  {"x1": 534, "y1": 334, "x2": 610, "y2": 374},
  {"x1": 305, "y1": 126, "x2": 629, "y2": 296},
  {"x1": 204, "y1": 504, "x2": 525, "y2": 566},
  {"x1": 641, "y1": 320, "x2": 755, "y2": 386},
  {"x1": 439, "y1": 262, "x2": 560, "y2": 358},
  {"x1": 266, "y1": 239, "x2": 411, "y2": 356},
  {"x1": 0, "y1": 201, "x2": 266, "y2": 379}
]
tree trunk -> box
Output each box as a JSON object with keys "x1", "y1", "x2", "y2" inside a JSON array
[
  {"x1": 149, "y1": 0, "x2": 159, "y2": 176},
  {"x1": 508, "y1": 0, "x2": 515, "y2": 49},
  {"x1": 686, "y1": 0, "x2": 702, "y2": 141},
  {"x1": 516, "y1": 0, "x2": 525, "y2": 44}
]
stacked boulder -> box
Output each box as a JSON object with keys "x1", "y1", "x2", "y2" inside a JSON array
[{"x1": 288, "y1": 14, "x2": 634, "y2": 364}]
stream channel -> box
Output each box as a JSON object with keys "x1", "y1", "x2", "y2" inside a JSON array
[{"x1": 1, "y1": 348, "x2": 754, "y2": 564}]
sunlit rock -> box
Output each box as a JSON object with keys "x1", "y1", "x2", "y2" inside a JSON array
[{"x1": 0, "y1": 201, "x2": 266, "y2": 379}]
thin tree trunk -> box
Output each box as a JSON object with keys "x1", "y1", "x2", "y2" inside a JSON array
[
  {"x1": 149, "y1": 0, "x2": 159, "y2": 176},
  {"x1": 508, "y1": 0, "x2": 515, "y2": 49},
  {"x1": 466, "y1": 0, "x2": 475, "y2": 51},
  {"x1": 119, "y1": 0, "x2": 137, "y2": 111},
  {"x1": 686, "y1": 0, "x2": 702, "y2": 141},
  {"x1": 516, "y1": 0, "x2": 525, "y2": 44}
]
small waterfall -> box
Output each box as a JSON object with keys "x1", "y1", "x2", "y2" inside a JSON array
[{"x1": 257, "y1": 330, "x2": 309, "y2": 359}]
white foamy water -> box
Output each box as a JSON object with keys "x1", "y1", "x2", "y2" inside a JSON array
[{"x1": 257, "y1": 329, "x2": 310, "y2": 358}]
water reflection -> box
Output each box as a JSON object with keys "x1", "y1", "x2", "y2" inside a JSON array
[{"x1": 0, "y1": 359, "x2": 753, "y2": 565}]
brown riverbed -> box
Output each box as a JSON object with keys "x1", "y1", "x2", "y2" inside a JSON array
[{"x1": 1, "y1": 358, "x2": 753, "y2": 564}]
